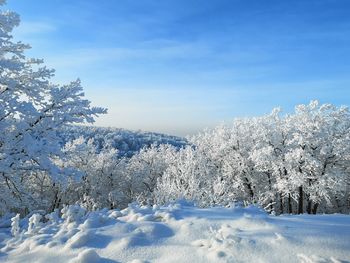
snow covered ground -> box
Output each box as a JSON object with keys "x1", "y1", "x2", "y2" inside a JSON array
[{"x1": 0, "y1": 202, "x2": 349, "y2": 263}]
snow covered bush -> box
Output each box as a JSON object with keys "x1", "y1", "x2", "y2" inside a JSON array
[
  {"x1": 10, "y1": 214, "x2": 20, "y2": 237},
  {"x1": 27, "y1": 213, "x2": 42, "y2": 235},
  {"x1": 61, "y1": 205, "x2": 87, "y2": 223}
]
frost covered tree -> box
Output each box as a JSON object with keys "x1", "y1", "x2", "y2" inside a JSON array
[
  {"x1": 59, "y1": 137, "x2": 124, "y2": 210},
  {"x1": 126, "y1": 144, "x2": 177, "y2": 205},
  {"x1": 249, "y1": 108, "x2": 295, "y2": 213},
  {"x1": 155, "y1": 101, "x2": 350, "y2": 214},
  {"x1": 59, "y1": 142, "x2": 177, "y2": 209},
  {"x1": 0, "y1": 1, "x2": 106, "y2": 215},
  {"x1": 251, "y1": 102, "x2": 350, "y2": 214},
  {"x1": 187, "y1": 123, "x2": 259, "y2": 206},
  {"x1": 154, "y1": 145, "x2": 214, "y2": 205},
  {"x1": 287, "y1": 101, "x2": 350, "y2": 213}
]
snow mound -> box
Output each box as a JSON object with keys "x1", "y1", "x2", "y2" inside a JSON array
[
  {"x1": 71, "y1": 249, "x2": 101, "y2": 263},
  {"x1": 0, "y1": 203, "x2": 349, "y2": 263}
]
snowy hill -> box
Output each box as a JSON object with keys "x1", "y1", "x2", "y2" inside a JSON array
[
  {"x1": 1, "y1": 202, "x2": 349, "y2": 263},
  {"x1": 57, "y1": 125, "x2": 188, "y2": 157}
]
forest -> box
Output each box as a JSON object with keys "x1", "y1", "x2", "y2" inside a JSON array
[
  {"x1": 1, "y1": 2, "x2": 350, "y2": 262},
  {"x1": 1, "y1": 0, "x2": 349, "y2": 218}
]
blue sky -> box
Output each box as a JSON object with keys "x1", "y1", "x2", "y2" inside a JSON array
[{"x1": 6, "y1": 0, "x2": 350, "y2": 136}]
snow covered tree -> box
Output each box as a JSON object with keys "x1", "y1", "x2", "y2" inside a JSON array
[
  {"x1": 155, "y1": 145, "x2": 214, "y2": 206},
  {"x1": 125, "y1": 144, "x2": 177, "y2": 205},
  {"x1": 189, "y1": 123, "x2": 259, "y2": 206},
  {"x1": 286, "y1": 101, "x2": 350, "y2": 214},
  {"x1": 59, "y1": 137, "x2": 124, "y2": 210},
  {"x1": 0, "y1": 1, "x2": 106, "y2": 215},
  {"x1": 155, "y1": 101, "x2": 350, "y2": 214},
  {"x1": 249, "y1": 108, "x2": 296, "y2": 214}
]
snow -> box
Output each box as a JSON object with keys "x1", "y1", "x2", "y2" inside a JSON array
[{"x1": 0, "y1": 202, "x2": 349, "y2": 263}]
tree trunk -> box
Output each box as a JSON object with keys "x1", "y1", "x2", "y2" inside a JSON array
[
  {"x1": 298, "y1": 186, "x2": 303, "y2": 214},
  {"x1": 312, "y1": 203, "x2": 319, "y2": 214},
  {"x1": 279, "y1": 193, "x2": 284, "y2": 214},
  {"x1": 288, "y1": 193, "x2": 292, "y2": 214},
  {"x1": 306, "y1": 199, "x2": 312, "y2": 214},
  {"x1": 244, "y1": 177, "x2": 254, "y2": 200},
  {"x1": 50, "y1": 184, "x2": 60, "y2": 212}
]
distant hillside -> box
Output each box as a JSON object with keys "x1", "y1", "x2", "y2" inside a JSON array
[{"x1": 57, "y1": 125, "x2": 188, "y2": 157}]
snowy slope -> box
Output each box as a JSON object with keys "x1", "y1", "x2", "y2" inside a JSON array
[{"x1": 0, "y1": 202, "x2": 349, "y2": 263}]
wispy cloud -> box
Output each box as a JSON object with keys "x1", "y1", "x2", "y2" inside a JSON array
[
  {"x1": 42, "y1": 41, "x2": 212, "y2": 67},
  {"x1": 13, "y1": 21, "x2": 56, "y2": 37}
]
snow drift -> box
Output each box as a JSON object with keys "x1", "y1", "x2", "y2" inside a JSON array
[{"x1": 1, "y1": 202, "x2": 349, "y2": 263}]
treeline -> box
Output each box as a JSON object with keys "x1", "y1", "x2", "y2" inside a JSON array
[
  {"x1": 1, "y1": 2, "x2": 349, "y2": 216},
  {"x1": 8, "y1": 101, "x2": 349, "y2": 216},
  {"x1": 154, "y1": 101, "x2": 350, "y2": 214},
  {"x1": 82, "y1": 101, "x2": 349, "y2": 215},
  {"x1": 57, "y1": 125, "x2": 187, "y2": 157}
]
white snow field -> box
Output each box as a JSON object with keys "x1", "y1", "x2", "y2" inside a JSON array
[{"x1": 0, "y1": 202, "x2": 349, "y2": 263}]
